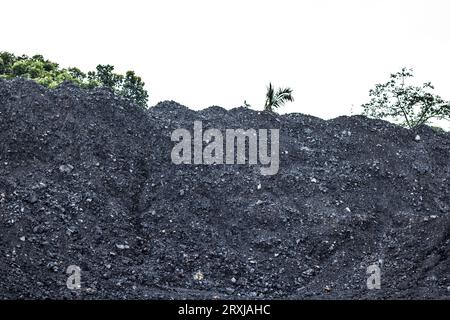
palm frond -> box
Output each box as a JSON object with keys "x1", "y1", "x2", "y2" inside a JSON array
[
  {"x1": 265, "y1": 82, "x2": 274, "y2": 108},
  {"x1": 273, "y1": 87, "x2": 294, "y2": 108},
  {"x1": 264, "y1": 83, "x2": 294, "y2": 112}
]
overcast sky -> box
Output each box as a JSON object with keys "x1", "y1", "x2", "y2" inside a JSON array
[{"x1": 2, "y1": 0, "x2": 450, "y2": 123}]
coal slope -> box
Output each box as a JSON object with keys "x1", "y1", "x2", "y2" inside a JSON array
[{"x1": 0, "y1": 78, "x2": 449, "y2": 299}]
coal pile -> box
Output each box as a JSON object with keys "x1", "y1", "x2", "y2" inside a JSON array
[{"x1": 0, "y1": 78, "x2": 449, "y2": 299}]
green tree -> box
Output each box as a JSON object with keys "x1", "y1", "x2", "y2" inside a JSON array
[
  {"x1": 362, "y1": 67, "x2": 450, "y2": 129},
  {"x1": 264, "y1": 82, "x2": 294, "y2": 112},
  {"x1": 120, "y1": 71, "x2": 149, "y2": 108},
  {"x1": 11, "y1": 59, "x2": 45, "y2": 78},
  {"x1": 90, "y1": 66, "x2": 149, "y2": 107},
  {"x1": 0, "y1": 52, "x2": 17, "y2": 74},
  {"x1": 0, "y1": 51, "x2": 149, "y2": 108},
  {"x1": 95, "y1": 64, "x2": 123, "y2": 90}
]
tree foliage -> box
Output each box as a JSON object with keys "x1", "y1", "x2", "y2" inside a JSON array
[
  {"x1": 264, "y1": 82, "x2": 294, "y2": 112},
  {"x1": 0, "y1": 52, "x2": 149, "y2": 108},
  {"x1": 120, "y1": 71, "x2": 148, "y2": 108},
  {"x1": 362, "y1": 67, "x2": 450, "y2": 129}
]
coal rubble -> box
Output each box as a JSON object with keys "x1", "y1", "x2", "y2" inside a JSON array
[{"x1": 0, "y1": 78, "x2": 449, "y2": 299}]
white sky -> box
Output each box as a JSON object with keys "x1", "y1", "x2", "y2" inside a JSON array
[{"x1": 2, "y1": 0, "x2": 450, "y2": 125}]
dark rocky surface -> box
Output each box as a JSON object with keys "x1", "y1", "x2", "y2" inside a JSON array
[{"x1": 0, "y1": 78, "x2": 449, "y2": 299}]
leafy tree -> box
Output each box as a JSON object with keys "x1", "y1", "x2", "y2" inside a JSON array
[
  {"x1": 7, "y1": 56, "x2": 74, "y2": 88},
  {"x1": 120, "y1": 71, "x2": 149, "y2": 108},
  {"x1": 95, "y1": 64, "x2": 123, "y2": 90},
  {"x1": 0, "y1": 51, "x2": 149, "y2": 108},
  {"x1": 362, "y1": 67, "x2": 450, "y2": 129},
  {"x1": 86, "y1": 71, "x2": 101, "y2": 89},
  {"x1": 12, "y1": 59, "x2": 45, "y2": 78},
  {"x1": 0, "y1": 52, "x2": 17, "y2": 74},
  {"x1": 89, "y1": 65, "x2": 149, "y2": 107},
  {"x1": 264, "y1": 82, "x2": 294, "y2": 112}
]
